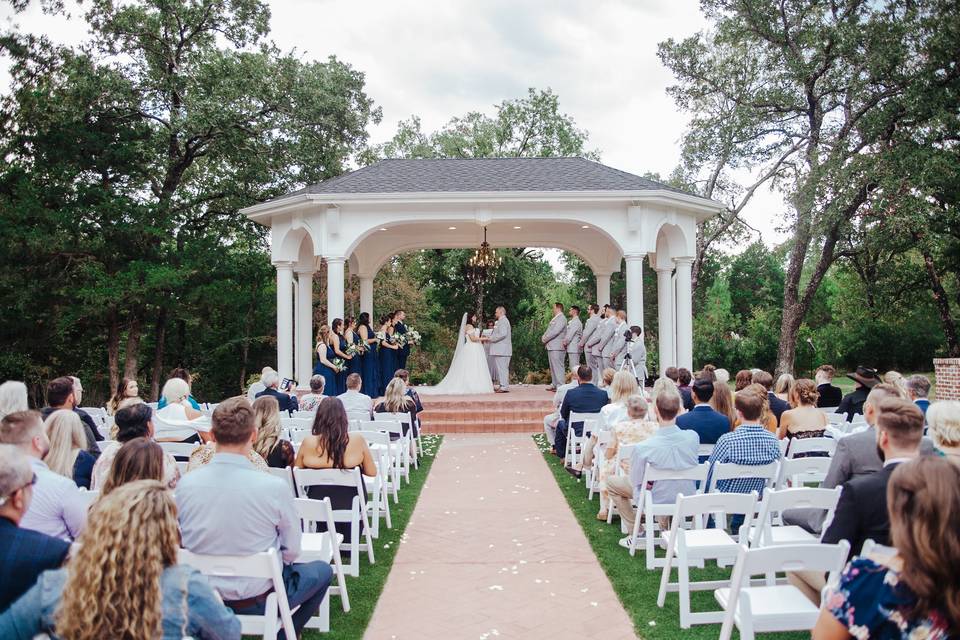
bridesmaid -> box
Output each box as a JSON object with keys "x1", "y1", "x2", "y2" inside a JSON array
[
  {"x1": 378, "y1": 313, "x2": 400, "y2": 396},
  {"x1": 314, "y1": 325, "x2": 339, "y2": 397},
  {"x1": 331, "y1": 318, "x2": 352, "y2": 395},
  {"x1": 357, "y1": 312, "x2": 381, "y2": 398},
  {"x1": 345, "y1": 317, "x2": 362, "y2": 379}
]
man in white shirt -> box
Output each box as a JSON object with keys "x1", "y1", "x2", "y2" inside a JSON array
[
  {"x1": 0, "y1": 411, "x2": 87, "y2": 541},
  {"x1": 246, "y1": 366, "x2": 274, "y2": 401},
  {"x1": 338, "y1": 373, "x2": 373, "y2": 417}
]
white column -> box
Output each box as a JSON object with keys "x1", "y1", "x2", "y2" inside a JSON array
[
  {"x1": 326, "y1": 257, "x2": 346, "y2": 323},
  {"x1": 624, "y1": 254, "x2": 644, "y2": 328},
  {"x1": 295, "y1": 268, "x2": 314, "y2": 387},
  {"x1": 275, "y1": 262, "x2": 295, "y2": 380},
  {"x1": 656, "y1": 265, "x2": 675, "y2": 374},
  {"x1": 674, "y1": 257, "x2": 694, "y2": 371},
  {"x1": 595, "y1": 273, "x2": 611, "y2": 307},
  {"x1": 359, "y1": 275, "x2": 374, "y2": 317}
]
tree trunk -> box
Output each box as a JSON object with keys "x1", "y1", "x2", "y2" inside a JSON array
[
  {"x1": 123, "y1": 312, "x2": 143, "y2": 380},
  {"x1": 107, "y1": 308, "x2": 120, "y2": 392},
  {"x1": 919, "y1": 243, "x2": 960, "y2": 356},
  {"x1": 149, "y1": 307, "x2": 168, "y2": 401}
]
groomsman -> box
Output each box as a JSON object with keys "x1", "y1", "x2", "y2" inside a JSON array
[
  {"x1": 563, "y1": 306, "x2": 583, "y2": 372},
  {"x1": 394, "y1": 309, "x2": 410, "y2": 371},
  {"x1": 579, "y1": 304, "x2": 601, "y2": 382},
  {"x1": 603, "y1": 310, "x2": 627, "y2": 371},
  {"x1": 590, "y1": 305, "x2": 617, "y2": 374},
  {"x1": 542, "y1": 302, "x2": 567, "y2": 391}
]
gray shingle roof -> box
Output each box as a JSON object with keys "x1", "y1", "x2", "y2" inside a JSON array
[{"x1": 274, "y1": 157, "x2": 696, "y2": 199}]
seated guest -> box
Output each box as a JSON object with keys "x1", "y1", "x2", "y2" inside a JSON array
[
  {"x1": 927, "y1": 401, "x2": 960, "y2": 462},
  {"x1": 555, "y1": 366, "x2": 609, "y2": 462},
  {"x1": 338, "y1": 373, "x2": 373, "y2": 417},
  {"x1": 814, "y1": 364, "x2": 843, "y2": 408},
  {"x1": 590, "y1": 395, "x2": 656, "y2": 519},
  {"x1": 374, "y1": 378, "x2": 417, "y2": 438},
  {"x1": 1, "y1": 480, "x2": 241, "y2": 639},
  {"x1": 0, "y1": 411, "x2": 86, "y2": 541},
  {"x1": 905, "y1": 374, "x2": 932, "y2": 416},
  {"x1": 91, "y1": 402, "x2": 179, "y2": 490},
  {"x1": 751, "y1": 370, "x2": 789, "y2": 426},
  {"x1": 677, "y1": 378, "x2": 730, "y2": 449},
  {"x1": 100, "y1": 437, "x2": 167, "y2": 496},
  {"x1": 733, "y1": 369, "x2": 753, "y2": 392},
  {"x1": 105, "y1": 377, "x2": 139, "y2": 416},
  {"x1": 42, "y1": 410, "x2": 96, "y2": 489},
  {"x1": 600, "y1": 371, "x2": 640, "y2": 431},
  {"x1": 705, "y1": 390, "x2": 781, "y2": 498},
  {"x1": 0, "y1": 445, "x2": 70, "y2": 611},
  {"x1": 606, "y1": 390, "x2": 700, "y2": 549},
  {"x1": 154, "y1": 377, "x2": 211, "y2": 443},
  {"x1": 246, "y1": 366, "x2": 274, "y2": 401},
  {"x1": 739, "y1": 383, "x2": 780, "y2": 433},
  {"x1": 677, "y1": 367, "x2": 694, "y2": 411},
  {"x1": 813, "y1": 457, "x2": 960, "y2": 639},
  {"x1": 709, "y1": 376, "x2": 737, "y2": 431},
  {"x1": 298, "y1": 375, "x2": 327, "y2": 412},
  {"x1": 176, "y1": 397, "x2": 331, "y2": 638},
  {"x1": 714, "y1": 368, "x2": 730, "y2": 387},
  {"x1": 0, "y1": 380, "x2": 29, "y2": 420},
  {"x1": 773, "y1": 373, "x2": 794, "y2": 403},
  {"x1": 393, "y1": 370, "x2": 423, "y2": 415},
  {"x1": 884, "y1": 370, "x2": 909, "y2": 397},
  {"x1": 544, "y1": 372, "x2": 576, "y2": 449},
  {"x1": 777, "y1": 378, "x2": 828, "y2": 446},
  {"x1": 836, "y1": 365, "x2": 880, "y2": 422},
  {"x1": 255, "y1": 370, "x2": 299, "y2": 414},
  {"x1": 601, "y1": 367, "x2": 616, "y2": 392},
  {"x1": 39, "y1": 376, "x2": 100, "y2": 459},
  {"x1": 157, "y1": 367, "x2": 201, "y2": 410},
  {"x1": 251, "y1": 396, "x2": 295, "y2": 469}
]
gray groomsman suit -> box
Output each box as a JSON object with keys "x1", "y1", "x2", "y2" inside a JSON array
[
  {"x1": 627, "y1": 338, "x2": 648, "y2": 382},
  {"x1": 487, "y1": 316, "x2": 513, "y2": 390},
  {"x1": 580, "y1": 313, "x2": 601, "y2": 381},
  {"x1": 542, "y1": 312, "x2": 567, "y2": 388},
  {"x1": 605, "y1": 321, "x2": 627, "y2": 370},
  {"x1": 564, "y1": 316, "x2": 583, "y2": 372},
  {"x1": 594, "y1": 317, "x2": 617, "y2": 372}
]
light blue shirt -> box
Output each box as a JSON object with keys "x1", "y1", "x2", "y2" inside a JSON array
[
  {"x1": 21, "y1": 458, "x2": 87, "y2": 541},
  {"x1": 174, "y1": 453, "x2": 300, "y2": 600},
  {"x1": 628, "y1": 424, "x2": 701, "y2": 503}
]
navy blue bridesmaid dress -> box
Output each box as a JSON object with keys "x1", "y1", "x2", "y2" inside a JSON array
[
  {"x1": 336, "y1": 334, "x2": 349, "y2": 395},
  {"x1": 346, "y1": 331, "x2": 362, "y2": 378},
  {"x1": 360, "y1": 327, "x2": 381, "y2": 397},
  {"x1": 315, "y1": 342, "x2": 338, "y2": 397},
  {"x1": 378, "y1": 332, "x2": 397, "y2": 396}
]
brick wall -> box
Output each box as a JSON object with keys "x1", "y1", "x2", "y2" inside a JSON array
[{"x1": 934, "y1": 358, "x2": 960, "y2": 401}]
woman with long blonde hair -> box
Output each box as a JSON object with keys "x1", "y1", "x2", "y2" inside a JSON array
[
  {"x1": 1, "y1": 480, "x2": 240, "y2": 639},
  {"x1": 374, "y1": 377, "x2": 417, "y2": 439},
  {"x1": 600, "y1": 370, "x2": 639, "y2": 429},
  {"x1": 43, "y1": 410, "x2": 96, "y2": 489},
  {"x1": 773, "y1": 373, "x2": 795, "y2": 403},
  {"x1": 252, "y1": 395, "x2": 295, "y2": 468}
]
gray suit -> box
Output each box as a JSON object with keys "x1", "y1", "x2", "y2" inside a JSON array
[
  {"x1": 627, "y1": 338, "x2": 648, "y2": 382},
  {"x1": 488, "y1": 316, "x2": 512, "y2": 389},
  {"x1": 580, "y1": 314, "x2": 601, "y2": 381},
  {"x1": 564, "y1": 316, "x2": 583, "y2": 371},
  {"x1": 589, "y1": 316, "x2": 615, "y2": 375},
  {"x1": 601, "y1": 320, "x2": 625, "y2": 372},
  {"x1": 542, "y1": 312, "x2": 567, "y2": 388}
]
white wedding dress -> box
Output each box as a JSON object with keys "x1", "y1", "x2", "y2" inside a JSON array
[{"x1": 418, "y1": 313, "x2": 495, "y2": 395}]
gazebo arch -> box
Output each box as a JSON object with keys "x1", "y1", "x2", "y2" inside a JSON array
[{"x1": 242, "y1": 157, "x2": 723, "y2": 383}]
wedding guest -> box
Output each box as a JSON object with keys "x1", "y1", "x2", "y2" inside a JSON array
[
  {"x1": 883, "y1": 370, "x2": 909, "y2": 397},
  {"x1": 710, "y1": 375, "x2": 737, "y2": 429},
  {"x1": 246, "y1": 366, "x2": 274, "y2": 401},
  {"x1": 42, "y1": 410, "x2": 96, "y2": 489},
  {"x1": 738, "y1": 383, "x2": 778, "y2": 432},
  {"x1": 100, "y1": 437, "x2": 165, "y2": 495},
  {"x1": 315, "y1": 324, "x2": 340, "y2": 398},
  {"x1": 774, "y1": 373, "x2": 795, "y2": 403},
  {"x1": 778, "y1": 378, "x2": 828, "y2": 445},
  {"x1": 837, "y1": 365, "x2": 880, "y2": 421},
  {"x1": 600, "y1": 370, "x2": 639, "y2": 430},
  {"x1": 251, "y1": 396, "x2": 295, "y2": 468},
  {"x1": 752, "y1": 370, "x2": 789, "y2": 425},
  {"x1": 714, "y1": 368, "x2": 730, "y2": 387},
  {"x1": 157, "y1": 368, "x2": 201, "y2": 410},
  {"x1": 705, "y1": 390, "x2": 781, "y2": 501},
  {"x1": 375, "y1": 378, "x2": 417, "y2": 438},
  {"x1": 556, "y1": 366, "x2": 609, "y2": 464},
  {"x1": 0, "y1": 444, "x2": 70, "y2": 612},
  {"x1": 39, "y1": 377, "x2": 100, "y2": 459},
  {"x1": 677, "y1": 367, "x2": 695, "y2": 411},
  {"x1": 592, "y1": 395, "x2": 656, "y2": 521},
  {"x1": 298, "y1": 375, "x2": 327, "y2": 412},
  {"x1": 0, "y1": 380, "x2": 29, "y2": 420},
  {"x1": 393, "y1": 370, "x2": 423, "y2": 415},
  {"x1": 734, "y1": 369, "x2": 753, "y2": 392},
  {"x1": 91, "y1": 402, "x2": 179, "y2": 490},
  {"x1": 600, "y1": 367, "x2": 617, "y2": 393},
  {"x1": 377, "y1": 314, "x2": 400, "y2": 396},
  {"x1": 356, "y1": 312, "x2": 381, "y2": 398},
  {"x1": 344, "y1": 317, "x2": 362, "y2": 379},
  {"x1": 926, "y1": 401, "x2": 960, "y2": 462},
  {"x1": 813, "y1": 457, "x2": 960, "y2": 639},
  {"x1": 106, "y1": 377, "x2": 139, "y2": 416},
  {"x1": 814, "y1": 365, "x2": 843, "y2": 408},
  {"x1": 0, "y1": 480, "x2": 241, "y2": 640},
  {"x1": 677, "y1": 378, "x2": 730, "y2": 447},
  {"x1": 338, "y1": 373, "x2": 373, "y2": 417},
  {"x1": 905, "y1": 374, "x2": 932, "y2": 416},
  {"x1": 176, "y1": 397, "x2": 331, "y2": 637},
  {"x1": 154, "y1": 377, "x2": 211, "y2": 443},
  {"x1": 0, "y1": 411, "x2": 86, "y2": 540},
  {"x1": 663, "y1": 366, "x2": 679, "y2": 384},
  {"x1": 254, "y1": 370, "x2": 299, "y2": 414}
]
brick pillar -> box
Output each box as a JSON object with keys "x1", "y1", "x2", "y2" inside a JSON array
[{"x1": 934, "y1": 358, "x2": 960, "y2": 401}]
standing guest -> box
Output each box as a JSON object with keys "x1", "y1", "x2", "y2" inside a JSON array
[
  {"x1": 579, "y1": 304, "x2": 602, "y2": 382},
  {"x1": 330, "y1": 319, "x2": 353, "y2": 396},
  {"x1": 563, "y1": 305, "x2": 584, "y2": 372},
  {"x1": 813, "y1": 457, "x2": 960, "y2": 640},
  {"x1": 0, "y1": 380, "x2": 29, "y2": 420},
  {"x1": 814, "y1": 365, "x2": 843, "y2": 408},
  {"x1": 100, "y1": 437, "x2": 166, "y2": 495},
  {"x1": 105, "y1": 378, "x2": 139, "y2": 416},
  {"x1": 154, "y1": 377, "x2": 211, "y2": 443},
  {"x1": 926, "y1": 401, "x2": 960, "y2": 462},
  {"x1": 778, "y1": 378, "x2": 828, "y2": 442},
  {"x1": 590, "y1": 395, "x2": 656, "y2": 521},
  {"x1": 298, "y1": 375, "x2": 327, "y2": 412},
  {"x1": 905, "y1": 374, "x2": 932, "y2": 416},
  {"x1": 734, "y1": 369, "x2": 753, "y2": 392},
  {"x1": 752, "y1": 370, "x2": 790, "y2": 425},
  {"x1": 40, "y1": 377, "x2": 100, "y2": 459},
  {"x1": 599, "y1": 370, "x2": 640, "y2": 431},
  {"x1": 378, "y1": 314, "x2": 400, "y2": 396},
  {"x1": 255, "y1": 370, "x2": 299, "y2": 414},
  {"x1": 157, "y1": 368, "x2": 201, "y2": 410},
  {"x1": 357, "y1": 312, "x2": 381, "y2": 398},
  {"x1": 773, "y1": 373, "x2": 795, "y2": 404},
  {"x1": 542, "y1": 301, "x2": 568, "y2": 391},
  {"x1": 836, "y1": 365, "x2": 880, "y2": 422},
  {"x1": 393, "y1": 370, "x2": 423, "y2": 416},
  {"x1": 710, "y1": 375, "x2": 737, "y2": 429},
  {"x1": 338, "y1": 373, "x2": 373, "y2": 417},
  {"x1": 0, "y1": 411, "x2": 86, "y2": 540},
  {"x1": 677, "y1": 367, "x2": 695, "y2": 411},
  {"x1": 0, "y1": 444, "x2": 70, "y2": 612},
  {"x1": 344, "y1": 317, "x2": 362, "y2": 379},
  {"x1": 251, "y1": 396, "x2": 295, "y2": 469},
  {"x1": 0, "y1": 480, "x2": 241, "y2": 640},
  {"x1": 246, "y1": 366, "x2": 274, "y2": 402},
  {"x1": 375, "y1": 378, "x2": 417, "y2": 438},
  {"x1": 394, "y1": 309, "x2": 410, "y2": 372},
  {"x1": 677, "y1": 379, "x2": 731, "y2": 447},
  {"x1": 91, "y1": 402, "x2": 179, "y2": 490},
  {"x1": 315, "y1": 324, "x2": 340, "y2": 397},
  {"x1": 176, "y1": 397, "x2": 331, "y2": 637},
  {"x1": 555, "y1": 366, "x2": 609, "y2": 463},
  {"x1": 544, "y1": 372, "x2": 577, "y2": 450},
  {"x1": 42, "y1": 410, "x2": 96, "y2": 489}
]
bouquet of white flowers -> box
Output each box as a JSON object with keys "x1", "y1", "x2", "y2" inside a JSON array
[
  {"x1": 345, "y1": 343, "x2": 360, "y2": 358},
  {"x1": 374, "y1": 331, "x2": 386, "y2": 342},
  {"x1": 406, "y1": 328, "x2": 422, "y2": 346},
  {"x1": 332, "y1": 357, "x2": 346, "y2": 373}
]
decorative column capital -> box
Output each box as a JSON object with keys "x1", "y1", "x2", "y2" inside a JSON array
[
  {"x1": 673, "y1": 256, "x2": 695, "y2": 267},
  {"x1": 655, "y1": 265, "x2": 674, "y2": 273},
  {"x1": 623, "y1": 253, "x2": 645, "y2": 262},
  {"x1": 294, "y1": 266, "x2": 315, "y2": 276},
  {"x1": 325, "y1": 256, "x2": 346, "y2": 265},
  {"x1": 273, "y1": 260, "x2": 296, "y2": 271}
]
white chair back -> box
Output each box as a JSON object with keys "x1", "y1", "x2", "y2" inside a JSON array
[
  {"x1": 158, "y1": 441, "x2": 200, "y2": 459},
  {"x1": 96, "y1": 439, "x2": 117, "y2": 452},
  {"x1": 292, "y1": 410, "x2": 316, "y2": 420},
  {"x1": 568, "y1": 412, "x2": 601, "y2": 433},
  {"x1": 77, "y1": 489, "x2": 99, "y2": 509},
  {"x1": 786, "y1": 436, "x2": 836, "y2": 458},
  {"x1": 777, "y1": 456, "x2": 833, "y2": 487},
  {"x1": 777, "y1": 438, "x2": 789, "y2": 458},
  {"x1": 293, "y1": 497, "x2": 350, "y2": 613},
  {"x1": 280, "y1": 417, "x2": 313, "y2": 431},
  {"x1": 825, "y1": 413, "x2": 848, "y2": 426},
  {"x1": 749, "y1": 487, "x2": 842, "y2": 547},
  {"x1": 347, "y1": 411, "x2": 373, "y2": 423},
  {"x1": 79, "y1": 407, "x2": 107, "y2": 419},
  {"x1": 697, "y1": 443, "x2": 715, "y2": 458},
  {"x1": 707, "y1": 461, "x2": 780, "y2": 493},
  {"x1": 268, "y1": 466, "x2": 296, "y2": 497},
  {"x1": 287, "y1": 427, "x2": 311, "y2": 445}
]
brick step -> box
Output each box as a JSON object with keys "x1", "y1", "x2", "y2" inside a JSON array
[
  {"x1": 419, "y1": 420, "x2": 538, "y2": 434},
  {"x1": 418, "y1": 409, "x2": 549, "y2": 422}
]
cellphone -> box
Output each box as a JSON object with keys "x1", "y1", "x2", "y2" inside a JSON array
[{"x1": 281, "y1": 378, "x2": 296, "y2": 391}]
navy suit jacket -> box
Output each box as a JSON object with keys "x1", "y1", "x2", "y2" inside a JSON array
[
  {"x1": 559, "y1": 383, "x2": 609, "y2": 425},
  {"x1": 0, "y1": 517, "x2": 70, "y2": 611},
  {"x1": 255, "y1": 387, "x2": 299, "y2": 414},
  {"x1": 768, "y1": 392, "x2": 790, "y2": 425},
  {"x1": 395, "y1": 321, "x2": 410, "y2": 358},
  {"x1": 822, "y1": 462, "x2": 899, "y2": 557},
  {"x1": 676, "y1": 404, "x2": 730, "y2": 445}
]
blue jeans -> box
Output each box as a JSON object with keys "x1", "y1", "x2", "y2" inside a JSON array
[
  {"x1": 230, "y1": 561, "x2": 333, "y2": 639},
  {"x1": 554, "y1": 420, "x2": 583, "y2": 460}
]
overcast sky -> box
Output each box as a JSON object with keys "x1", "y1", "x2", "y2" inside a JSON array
[{"x1": 1, "y1": 0, "x2": 791, "y2": 261}]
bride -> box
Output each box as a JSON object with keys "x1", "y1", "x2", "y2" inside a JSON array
[{"x1": 418, "y1": 312, "x2": 495, "y2": 395}]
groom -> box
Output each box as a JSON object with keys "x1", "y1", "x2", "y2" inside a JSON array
[{"x1": 483, "y1": 306, "x2": 512, "y2": 393}]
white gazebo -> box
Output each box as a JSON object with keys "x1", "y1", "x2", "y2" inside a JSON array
[{"x1": 241, "y1": 157, "x2": 724, "y2": 383}]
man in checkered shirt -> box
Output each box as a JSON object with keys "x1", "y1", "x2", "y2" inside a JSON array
[{"x1": 704, "y1": 389, "x2": 781, "y2": 496}]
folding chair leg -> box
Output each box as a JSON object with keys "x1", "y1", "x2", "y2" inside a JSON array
[
  {"x1": 677, "y1": 548, "x2": 692, "y2": 629},
  {"x1": 656, "y1": 534, "x2": 676, "y2": 608}
]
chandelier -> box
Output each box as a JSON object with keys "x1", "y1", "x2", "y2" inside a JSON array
[{"x1": 468, "y1": 226, "x2": 501, "y2": 271}]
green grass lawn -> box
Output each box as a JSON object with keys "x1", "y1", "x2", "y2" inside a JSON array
[
  {"x1": 303, "y1": 434, "x2": 443, "y2": 640},
  {"x1": 533, "y1": 433, "x2": 806, "y2": 640}
]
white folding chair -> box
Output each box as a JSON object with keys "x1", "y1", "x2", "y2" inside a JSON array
[
  {"x1": 280, "y1": 417, "x2": 314, "y2": 432},
  {"x1": 565, "y1": 412, "x2": 600, "y2": 470},
  {"x1": 849, "y1": 413, "x2": 867, "y2": 426},
  {"x1": 292, "y1": 467, "x2": 374, "y2": 578},
  {"x1": 175, "y1": 460, "x2": 189, "y2": 476},
  {"x1": 715, "y1": 541, "x2": 850, "y2": 640},
  {"x1": 777, "y1": 456, "x2": 833, "y2": 488},
  {"x1": 818, "y1": 406, "x2": 839, "y2": 414},
  {"x1": 376, "y1": 411, "x2": 417, "y2": 474},
  {"x1": 178, "y1": 547, "x2": 299, "y2": 640},
  {"x1": 352, "y1": 430, "x2": 394, "y2": 536},
  {"x1": 287, "y1": 427, "x2": 310, "y2": 445},
  {"x1": 360, "y1": 420, "x2": 405, "y2": 496},
  {"x1": 656, "y1": 491, "x2": 759, "y2": 628},
  {"x1": 293, "y1": 497, "x2": 350, "y2": 614},
  {"x1": 586, "y1": 430, "x2": 614, "y2": 500},
  {"x1": 826, "y1": 413, "x2": 848, "y2": 426},
  {"x1": 744, "y1": 487, "x2": 842, "y2": 548},
  {"x1": 79, "y1": 407, "x2": 107, "y2": 419},
  {"x1": 786, "y1": 436, "x2": 836, "y2": 458},
  {"x1": 706, "y1": 462, "x2": 780, "y2": 495},
  {"x1": 293, "y1": 410, "x2": 317, "y2": 420},
  {"x1": 697, "y1": 443, "x2": 715, "y2": 459},
  {"x1": 76, "y1": 489, "x2": 99, "y2": 510},
  {"x1": 267, "y1": 466, "x2": 297, "y2": 497},
  {"x1": 347, "y1": 410, "x2": 373, "y2": 423},
  {"x1": 96, "y1": 439, "x2": 117, "y2": 453},
  {"x1": 777, "y1": 439, "x2": 788, "y2": 458},
  {"x1": 604, "y1": 443, "x2": 638, "y2": 523},
  {"x1": 158, "y1": 441, "x2": 200, "y2": 459}
]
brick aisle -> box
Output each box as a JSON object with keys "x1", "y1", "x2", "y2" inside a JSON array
[{"x1": 364, "y1": 435, "x2": 637, "y2": 639}]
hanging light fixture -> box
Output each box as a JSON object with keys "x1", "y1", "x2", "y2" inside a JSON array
[{"x1": 468, "y1": 226, "x2": 501, "y2": 271}]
